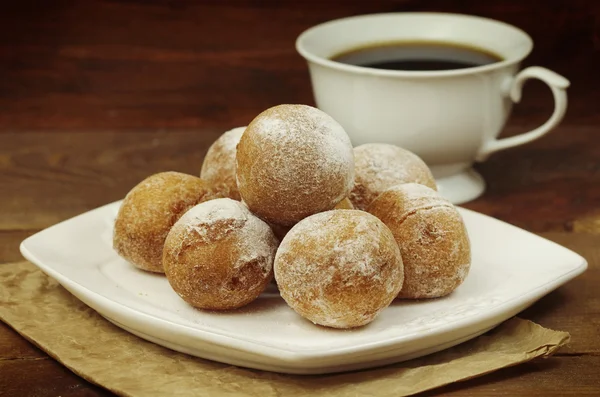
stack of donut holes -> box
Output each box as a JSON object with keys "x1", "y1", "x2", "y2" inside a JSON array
[{"x1": 113, "y1": 104, "x2": 471, "y2": 329}]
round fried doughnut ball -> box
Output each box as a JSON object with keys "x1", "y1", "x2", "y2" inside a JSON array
[
  {"x1": 236, "y1": 104, "x2": 355, "y2": 226},
  {"x1": 275, "y1": 210, "x2": 404, "y2": 328},
  {"x1": 200, "y1": 126, "x2": 246, "y2": 200},
  {"x1": 113, "y1": 172, "x2": 218, "y2": 273},
  {"x1": 163, "y1": 198, "x2": 277, "y2": 310},
  {"x1": 350, "y1": 143, "x2": 437, "y2": 210},
  {"x1": 368, "y1": 183, "x2": 471, "y2": 299}
]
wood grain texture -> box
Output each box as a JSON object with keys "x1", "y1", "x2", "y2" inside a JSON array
[
  {"x1": 0, "y1": 230, "x2": 38, "y2": 263},
  {"x1": 466, "y1": 126, "x2": 600, "y2": 232},
  {"x1": 0, "y1": 130, "x2": 219, "y2": 229},
  {"x1": 1, "y1": 126, "x2": 599, "y2": 233},
  {"x1": 0, "y1": 359, "x2": 111, "y2": 397},
  {"x1": 0, "y1": 322, "x2": 110, "y2": 396},
  {"x1": 0, "y1": 0, "x2": 598, "y2": 130},
  {"x1": 521, "y1": 233, "x2": 600, "y2": 355},
  {"x1": 1, "y1": 354, "x2": 599, "y2": 397},
  {"x1": 0, "y1": 321, "x2": 46, "y2": 360},
  {"x1": 422, "y1": 356, "x2": 600, "y2": 396}
]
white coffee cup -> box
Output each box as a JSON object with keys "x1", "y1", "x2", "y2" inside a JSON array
[{"x1": 296, "y1": 13, "x2": 569, "y2": 204}]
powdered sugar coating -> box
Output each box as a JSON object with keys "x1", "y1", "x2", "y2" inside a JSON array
[
  {"x1": 236, "y1": 105, "x2": 355, "y2": 226},
  {"x1": 274, "y1": 210, "x2": 404, "y2": 328},
  {"x1": 377, "y1": 182, "x2": 453, "y2": 223},
  {"x1": 163, "y1": 198, "x2": 278, "y2": 310},
  {"x1": 113, "y1": 171, "x2": 218, "y2": 273},
  {"x1": 179, "y1": 198, "x2": 249, "y2": 244},
  {"x1": 368, "y1": 183, "x2": 471, "y2": 299},
  {"x1": 200, "y1": 127, "x2": 246, "y2": 200},
  {"x1": 350, "y1": 143, "x2": 437, "y2": 210},
  {"x1": 179, "y1": 197, "x2": 247, "y2": 223}
]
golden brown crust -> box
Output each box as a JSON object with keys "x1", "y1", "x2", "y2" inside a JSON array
[
  {"x1": 368, "y1": 183, "x2": 471, "y2": 299},
  {"x1": 236, "y1": 104, "x2": 355, "y2": 226},
  {"x1": 113, "y1": 172, "x2": 219, "y2": 273},
  {"x1": 163, "y1": 198, "x2": 277, "y2": 310},
  {"x1": 200, "y1": 127, "x2": 245, "y2": 200},
  {"x1": 274, "y1": 210, "x2": 404, "y2": 328},
  {"x1": 350, "y1": 143, "x2": 437, "y2": 211}
]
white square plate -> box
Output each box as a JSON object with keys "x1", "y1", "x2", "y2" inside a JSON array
[{"x1": 20, "y1": 201, "x2": 586, "y2": 374}]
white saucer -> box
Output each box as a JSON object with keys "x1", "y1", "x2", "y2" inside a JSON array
[
  {"x1": 436, "y1": 168, "x2": 486, "y2": 204},
  {"x1": 20, "y1": 201, "x2": 586, "y2": 374}
]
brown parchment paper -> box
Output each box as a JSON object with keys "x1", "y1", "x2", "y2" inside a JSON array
[{"x1": 0, "y1": 261, "x2": 570, "y2": 397}]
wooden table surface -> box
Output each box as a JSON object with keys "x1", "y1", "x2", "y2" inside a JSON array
[{"x1": 1, "y1": 1, "x2": 599, "y2": 395}]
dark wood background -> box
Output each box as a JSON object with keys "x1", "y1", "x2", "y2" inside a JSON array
[
  {"x1": 1, "y1": 1, "x2": 599, "y2": 396},
  {"x1": 2, "y1": 0, "x2": 599, "y2": 130}
]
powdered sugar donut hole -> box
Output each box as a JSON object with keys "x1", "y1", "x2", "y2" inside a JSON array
[
  {"x1": 236, "y1": 104, "x2": 355, "y2": 226},
  {"x1": 163, "y1": 198, "x2": 278, "y2": 310},
  {"x1": 368, "y1": 183, "x2": 471, "y2": 299},
  {"x1": 200, "y1": 126, "x2": 246, "y2": 200},
  {"x1": 350, "y1": 143, "x2": 437, "y2": 211},
  {"x1": 274, "y1": 210, "x2": 404, "y2": 329}
]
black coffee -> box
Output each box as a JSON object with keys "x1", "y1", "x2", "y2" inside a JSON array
[{"x1": 331, "y1": 41, "x2": 503, "y2": 71}]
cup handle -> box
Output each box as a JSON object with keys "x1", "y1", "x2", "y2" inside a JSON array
[{"x1": 476, "y1": 66, "x2": 570, "y2": 162}]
